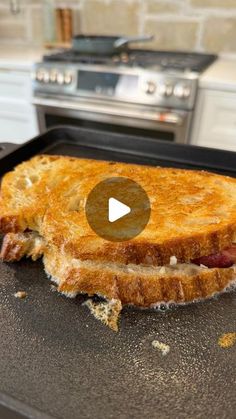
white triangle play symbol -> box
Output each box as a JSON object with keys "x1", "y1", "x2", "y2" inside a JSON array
[{"x1": 108, "y1": 197, "x2": 131, "y2": 223}]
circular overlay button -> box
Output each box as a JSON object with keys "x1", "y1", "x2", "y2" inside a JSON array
[{"x1": 85, "y1": 177, "x2": 151, "y2": 242}]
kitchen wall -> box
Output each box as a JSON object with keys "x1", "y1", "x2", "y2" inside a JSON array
[{"x1": 0, "y1": 0, "x2": 236, "y2": 53}]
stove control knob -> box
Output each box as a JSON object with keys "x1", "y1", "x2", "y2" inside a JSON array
[
  {"x1": 159, "y1": 83, "x2": 173, "y2": 97},
  {"x1": 174, "y1": 84, "x2": 191, "y2": 99},
  {"x1": 43, "y1": 70, "x2": 50, "y2": 83},
  {"x1": 143, "y1": 81, "x2": 156, "y2": 94},
  {"x1": 57, "y1": 72, "x2": 65, "y2": 85},
  {"x1": 64, "y1": 72, "x2": 73, "y2": 85},
  {"x1": 50, "y1": 69, "x2": 58, "y2": 83},
  {"x1": 36, "y1": 68, "x2": 44, "y2": 82}
]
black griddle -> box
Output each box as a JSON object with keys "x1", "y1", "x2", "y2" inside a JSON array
[{"x1": 0, "y1": 127, "x2": 236, "y2": 419}]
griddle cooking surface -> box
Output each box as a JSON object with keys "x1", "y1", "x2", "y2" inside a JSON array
[
  {"x1": 0, "y1": 127, "x2": 236, "y2": 419},
  {"x1": 1, "y1": 259, "x2": 236, "y2": 419}
]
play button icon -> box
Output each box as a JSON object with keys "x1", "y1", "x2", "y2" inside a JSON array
[
  {"x1": 108, "y1": 198, "x2": 131, "y2": 223},
  {"x1": 85, "y1": 177, "x2": 151, "y2": 242}
]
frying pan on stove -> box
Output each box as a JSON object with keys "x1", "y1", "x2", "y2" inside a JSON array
[{"x1": 72, "y1": 34, "x2": 153, "y2": 55}]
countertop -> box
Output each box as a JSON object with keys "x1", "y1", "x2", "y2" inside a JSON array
[
  {"x1": 0, "y1": 45, "x2": 48, "y2": 71},
  {"x1": 200, "y1": 57, "x2": 236, "y2": 92}
]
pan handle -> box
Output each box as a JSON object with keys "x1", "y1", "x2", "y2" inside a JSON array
[
  {"x1": 0, "y1": 142, "x2": 18, "y2": 158},
  {"x1": 114, "y1": 35, "x2": 154, "y2": 48}
]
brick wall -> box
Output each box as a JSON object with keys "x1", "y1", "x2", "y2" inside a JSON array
[{"x1": 0, "y1": 0, "x2": 236, "y2": 53}]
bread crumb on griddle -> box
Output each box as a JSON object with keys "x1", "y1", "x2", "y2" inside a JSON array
[
  {"x1": 84, "y1": 298, "x2": 122, "y2": 331},
  {"x1": 218, "y1": 332, "x2": 236, "y2": 349},
  {"x1": 14, "y1": 291, "x2": 27, "y2": 299},
  {"x1": 152, "y1": 340, "x2": 170, "y2": 356}
]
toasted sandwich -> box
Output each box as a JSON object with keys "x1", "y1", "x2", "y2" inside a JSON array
[{"x1": 1, "y1": 155, "x2": 236, "y2": 329}]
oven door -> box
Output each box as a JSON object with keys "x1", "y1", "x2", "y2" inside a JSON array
[{"x1": 33, "y1": 96, "x2": 193, "y2": 144}]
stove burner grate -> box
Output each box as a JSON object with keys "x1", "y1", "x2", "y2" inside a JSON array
[{"x1": 43, "y1": 49, "x2": 217, "y2": 73}]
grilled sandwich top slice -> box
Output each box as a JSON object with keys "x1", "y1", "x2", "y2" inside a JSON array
[{"x1": 1, "y1": 154, "x2": 236, "y2": 266}]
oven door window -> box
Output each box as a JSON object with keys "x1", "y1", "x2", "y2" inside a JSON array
[{"x1": 44, "y1": 113, "x2": 175, "y2": 142}]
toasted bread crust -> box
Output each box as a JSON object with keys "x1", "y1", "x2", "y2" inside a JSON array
[
  {"x1": 61, "y1": 224, "x2": 236, "y2": 266},
  {"x1": 60, "y1": 267, "x2": 234, "y2": 306},
  {"x1": 1, "y1": 154, "x2": 236, "y2": 265},
  {"x1": 0, "y1": 215, "x2": 24, "y2": 234},
  {"x1": 43, "y1": 248, "x2": 236, "y2": 307},
  {"x1": 1, "y1": 232, "x2": 235, "y2": 307},
  {"x1": 0, "y1": 232, "x2": 45, "y2": 262}
]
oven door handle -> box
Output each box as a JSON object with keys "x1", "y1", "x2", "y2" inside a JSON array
[{"x1": 32, "y1": 96, "x2": 185, "y2": 126}]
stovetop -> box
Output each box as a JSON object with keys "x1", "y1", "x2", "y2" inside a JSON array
[
  {"x1": 35, "y1": 49, "x2": 217, "y2": 111},
  {"x1": 43, "y1": 49, "x2": 217, "y2": 73}
]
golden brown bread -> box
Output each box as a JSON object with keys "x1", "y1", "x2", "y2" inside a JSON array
[
  {"x1": 1, "y1": 154, "x2": 236, "y2": 326},
  {"x1": 43, "y1": 245, "x2": 236, "y2": 306},
  {"x1": 84, "y1": 299, "x2": 122, "y2": 332},
  {"x1": 0, "y1": 231, "x2": 45, "y2": 261},
  {"x1": 1, "y1": 155, "x2": 236, "y2": 265},
  {"x1": 2, "y1": 231, "x2": 235, "y2": 307}
]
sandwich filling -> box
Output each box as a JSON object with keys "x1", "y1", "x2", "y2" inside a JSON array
[
  {"x1": 192, "y1": 244, "x2": 236, "y2": 268},
  {"x1": 1, "y1": 231, "x2": 236, "y2": 270}
]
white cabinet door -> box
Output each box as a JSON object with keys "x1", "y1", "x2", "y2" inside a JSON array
[
  {"x1": 0, "y1": 70, "x2": 32, "y2": 100},
  {"x1": 0, "y1": 102, "x2": 38, "y2": 143},
  {"x1": 0, "y1": 70, "x2": 39, "y2": 143},
  {"x1": 191, "y1": 89, "x2": 236, "y2": 152}
]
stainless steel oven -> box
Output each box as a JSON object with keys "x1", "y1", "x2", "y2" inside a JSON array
[
  {"x1": 34, "y1": 95, "x2": 193, "y2": 143},
  {"x1": 32, "y1": 51, "x2": 216, "y2": 143}
]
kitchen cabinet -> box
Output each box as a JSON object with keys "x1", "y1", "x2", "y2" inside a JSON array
[
  {"x1": 191, "y1": 89, "x2": 236, "y2": 151},
  {"x1": 0, "y1": 69, "x2": 38, "y2": 143},
  {"x1": 191, "y1": 59, "x2": 236, "y2": 152}
]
